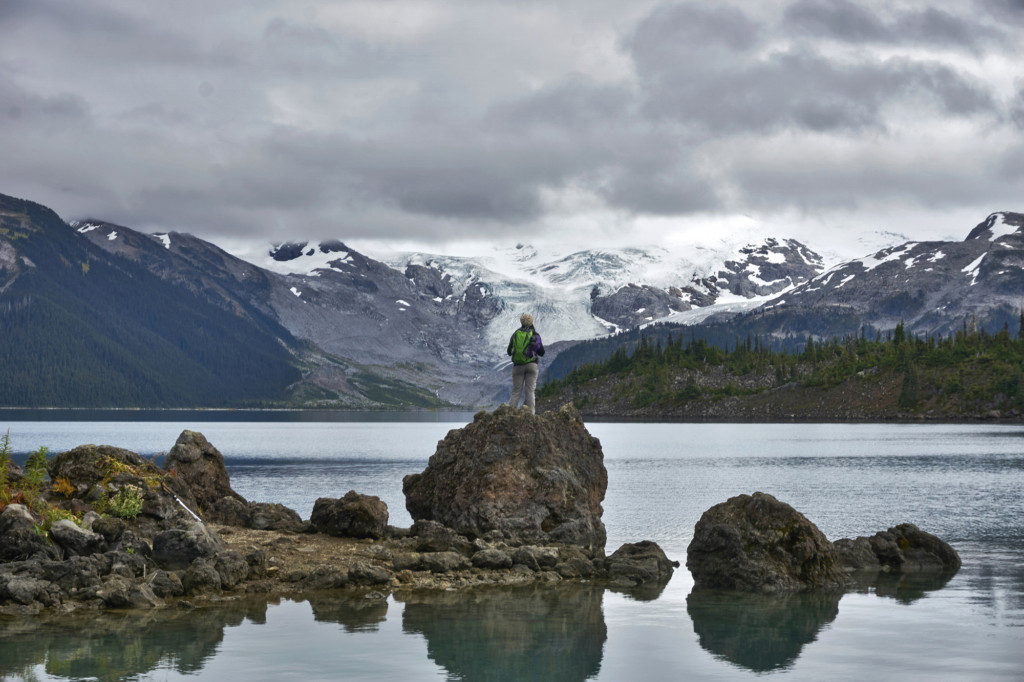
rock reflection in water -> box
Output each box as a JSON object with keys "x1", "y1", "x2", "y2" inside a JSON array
[
  {"x1": 688, "y1": 572, "x2": 959, "y2": 673},
  {"x1": 399, "y1": 585, "x2": 607, "y2": 682},
  {"x1": 0, "y1": 598, "x2": 269, "y2": 681},
  {"x1": 862, "y1": 571, "x2": 956, "y2": 605},
  {"x1": 308, "y1": 592, "x2": 388, "y2": 632},
  {"x1": 686, "y1": 589, "x2": 841, "y2": 672}
]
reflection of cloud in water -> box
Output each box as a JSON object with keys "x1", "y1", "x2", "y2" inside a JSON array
[
  {"x1": 687, "y1": 589, "x2": 841, "y2": 673},
  {"x1": 399, "y1": 585, "x2": 606, "y2": 682},
  {"x1": 0, "y1": 598, "x2": 270, "y2": 681}
]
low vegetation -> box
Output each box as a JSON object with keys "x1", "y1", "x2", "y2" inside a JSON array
[{"x1": 1, "y1": 432, "x2": 79, "y2": 533}]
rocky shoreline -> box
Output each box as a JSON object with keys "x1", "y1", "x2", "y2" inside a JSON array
[
  {"x1": 1, "y1": 406, "x2": 961, "y2": 616},
  {"x1": 0, "y1": 406, "x2": 677, "y2": 615}
]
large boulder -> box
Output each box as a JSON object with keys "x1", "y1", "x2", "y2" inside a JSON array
[
  {"x1": 163, "y1": 431, "x2": 245, "y2": 513},
  {"x1": 47, "y1": 445, "x2": 152, "y2": 486},
  {"x1": 311, "y1": 492, "x2": 388, "y2": 539},
  {"x1": 403, "y1": 404, "x2": 607, "y2": 551},
  {"x1": 835, "y1": 524, "x2": 961, "y2": 574},
  {"x1": 46, "y1": 444, "x2": 199, "y2": 528},
  {"x1": 605, "y1": 541, "x2": 678, "y2": 586},
  {"x1": 687, "y1": 492, "x2": 848, "y2": 593},
  {"x1": 249, "y1": 503, "x2": 305, "y2": 532},
  {"x1": 152, "y1": 522, "x2": 224, "y2": 570}
]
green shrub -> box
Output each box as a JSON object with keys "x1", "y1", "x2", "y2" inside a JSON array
[
  {"x1": 34, "y1": 506, "x2": 77, "y2": 535},
  {"x1": 108, "y1": 486, "x2": 144, "y2": 520}
]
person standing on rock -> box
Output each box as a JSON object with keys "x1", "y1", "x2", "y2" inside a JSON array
[{"x1": 507, "y1": 312, "x2": 545, "y2": 414}]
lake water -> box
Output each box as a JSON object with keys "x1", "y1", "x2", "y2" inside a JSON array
[{"x1": 1, "y1": 417, "x2": 1023, "y2": 680}]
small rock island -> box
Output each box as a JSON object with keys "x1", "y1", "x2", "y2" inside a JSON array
[
  {"x1": 0, "y1": 405, "x2": 676, "y2": 614},
  {"x1": 686, "y1": 492, "x2": 961, "y2": 593}
]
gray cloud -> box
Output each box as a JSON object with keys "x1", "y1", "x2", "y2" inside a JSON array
[
  {"x1": 0, "y1": 0, "x2": 1020, "y2": 247},
  {"x1": 784, "y1": 1, "x2": 1004, "y2": 50},
  {"x1": 631, "y1": 4, "x2": 996, "y2": 134}
]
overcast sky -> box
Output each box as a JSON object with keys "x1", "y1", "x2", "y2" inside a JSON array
[{"x1": 1, "y1": 0, "x2": 1022, "y2": 256}]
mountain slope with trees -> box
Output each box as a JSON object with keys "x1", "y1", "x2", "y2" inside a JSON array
[
  {"x1": 538, "y1": 321, "x2": 1024, "y2": 421},
  {"x1": 0, "y1": 194, "x2": 304, "y2": 407}
]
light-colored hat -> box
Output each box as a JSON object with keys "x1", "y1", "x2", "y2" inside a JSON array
[{"x1": 520, "y1": 313, "x2": 534, "y2": 326}]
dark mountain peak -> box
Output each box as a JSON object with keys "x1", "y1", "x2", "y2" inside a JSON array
[
  {"x1": 965, "y1": 212, "x2": 1024, "y2": 241},
  {"x1": 270, "y1": 241, "x2": 310, "y2": 261},
  {"x1": 319, "y1": 240, "x2": 350, "y2": 254}
]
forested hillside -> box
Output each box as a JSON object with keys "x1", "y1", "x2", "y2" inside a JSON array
[
  {"x1": 538, "y1": 320, "x2": 1024, "y2": 421},
  {"x1": 0, "y1": 194, "x2": 302, "y2": 407}
]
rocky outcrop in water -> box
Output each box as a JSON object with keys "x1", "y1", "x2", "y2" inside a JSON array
[
  {"x1": 687, "y1": 492, "x2": 848, "y2": 593},
  {"x1": 688, "y1": 493, "x2": 963, "y2": 593},
  {"x1": 403, "y1": 404, "x2": 608, "y2": 553},
  {"x1": 605, "y1": 541, "x2": 678, "y2": 587},
  {"x1": 1, "y1": 421, "x2": 676, "y2": 615},
  {"x1": 834, "y1": 524, "x2": 961, "y2": 574}
]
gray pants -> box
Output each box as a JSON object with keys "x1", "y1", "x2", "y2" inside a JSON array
[{"x1": 509, "y1": 363, "x2": 539, "y2": 414}]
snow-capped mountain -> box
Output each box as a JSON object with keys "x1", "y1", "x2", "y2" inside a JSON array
[{"x1": 747, "y1": 212, "x2": 1024, "y2": 336}]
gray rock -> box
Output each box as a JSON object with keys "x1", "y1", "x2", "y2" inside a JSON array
[
  {"x1": 0, "y1": 529, "x2": 60, "y2": 563},
  {"x1": 833, "y1": 537, "x2": 880, "y2": 572},
  {"x1": 311, "y1": 491, "x2": 388, "y2": 539},
  {"x1": 471, "y1": 548, "x2": 513, "y2": 570},
  {"x1": 348, "y1": 561, "x2": 393, "y2": 585},
  {"x1": 163, "y1": 430, "x2": 246, "y2": 511},
  {"x1": 3, "y1": 576, "x2": 47, "y2": 605},
  {"x1": 300, "y1": 567, "x2": 350, "y2": 590},
  {"x1": 96, "y1": 576, "x2": 133, "y2": 608},
  {"x1": 403, "y1": 404, "x2": 607, "y2": 551},
  {"x1": 183, "y1": 558, "x2": 222, "y2": 594},
  {"x1": 152, "y1": 522, "x2": 224, "y2": 570},
  {"x1": 147, "y1": 570, "x2": 184, "y2": 598},
  {"x1": 511, "y1": 546, "x2": 559, "y2": 571},
  {"x1": 605, "y1": 541, "x2": 678, "y2": 585},
  {"x1": 836, "y1": 524, "x2": 961, "y2": 574},
  {"x1": 91, "y1": 516, "x2": 127, "y2": 544},
  {"x1": 107, "y1": 550, "x2": 147, "y2": 578},
  {"x1": 39, "y1": 555, "x2": 104, "y2": 591},
  {"x1": 129, "y1": 582, "x2": 164, "y2": 609},
  {"x1": 208, "y1": 496, "x2": 252, "y2": 527},
  {"x1": 412, "y1": 521, "x2": 473, "y2": 555},
  {"x1": 687, "y1": 492, "x2": 848, "y2": 593},
  {"x1": 140, "y1": 492, "x2": 178, "y2": 521},
  {"x1": 391, "y1": 552, "x2": 424, "y2": 571},
  {"x1": 418, "y1": 552, "x2": 470, "y2": 573},
  {"x1": 112, "y1": 530, "x2": 152, "y2": 557},
  {"x1": 0, "y1": 504, "x2": 35, "y2": 534},
  {"x1": 213, "y1": 550, "x2": 250, "y2": 588},
  {"x1": 555, "y1": 557, "x2": 595, "y2": 579},
  {"x1": 80, "y1": 511, "x2": 102, "y2": 530},
  {"x1": 49, "y1": 519, "x2": 106, "y2": 557},
  {"x1": 249, "y1": 502, "x2": 305, "y2": 532}
]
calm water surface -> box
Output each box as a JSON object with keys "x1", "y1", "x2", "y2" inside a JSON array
[{"x1": 1, "y1": 418, "x2": 1022, "y2": 680}]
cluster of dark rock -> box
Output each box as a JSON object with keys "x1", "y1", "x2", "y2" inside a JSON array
[
  {"x1": 1, "y1": 404, "x2": 679, "y2": 613},
  {"x1": 2, "y1": 405, "x2": 962, "y2": 614},
  {"x1": 686, "y1": 492, "x2": 961, "y2": 593}
]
